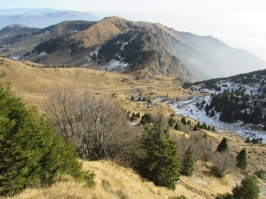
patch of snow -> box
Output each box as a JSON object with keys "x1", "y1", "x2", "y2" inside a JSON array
[
  {"x1": 69, "y1": 30, "x2": 78, "y2": 34},
  {"x1": 121, "y1": 42, "x2": 128, "y2": 50},
  {"x1": 194, "y1": 79, "x2": 261, "y2": 96},
  {"x1": 154, "y1": 96, "x2": 167, "y2": 102},
  {"x1": 170, "y1": 95, "x2": 266, "y2": 143},
  {"x1": 10, "y1": 56, "x2": 22, "y2": 61},
  {"x1": 39, "y1": 51, "x2": 46, "y2": 57},
  {"x1": 120, "y1": 33, "x2": 138, "y2": 51},
  {"x1": 88, "y1": 47, "x2": 100, "y2": 60},
  {"x1": 99, "y1": 59, "x2": 128, "y2": 73}
]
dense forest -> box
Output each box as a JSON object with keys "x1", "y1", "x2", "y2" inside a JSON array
[
  {"x1": 34, "y1": 36, "x2": 85, "y2": 55},
  {"x1": 93, "y1": 29, "x2": 155, "y2": 69}
]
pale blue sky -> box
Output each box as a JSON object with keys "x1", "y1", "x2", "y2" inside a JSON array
[{"x1": 1, "y1": 0, "x2": 266, "y2": 61}]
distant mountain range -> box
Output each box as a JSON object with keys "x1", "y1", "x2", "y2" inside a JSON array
[
  {"x1": 0, "y1": 12, "x2": 266, "y2": 81},
  {"x1": 0, "y1": 8, "x2": 99, "y2": 29}
]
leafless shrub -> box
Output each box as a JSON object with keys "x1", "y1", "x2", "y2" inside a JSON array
[
  {"x1": 44, "y1": 85, "x2": 137, "y2": 160},
  {"x1": 211, "y1": 151, "x2": 236, "y2": 178},
  {"x1": 178, "y1": 131, "x2": 213, "y2": 162}
]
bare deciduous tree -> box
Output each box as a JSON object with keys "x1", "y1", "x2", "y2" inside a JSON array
[
  {"x1": 211, "y1": 151, "x2": 236, "y2": 178},
  {"x1": 44, "y1": 86, "x2": 133, "y2": 160},
  {"x1": 178, "y1": 131, "x2": 213, "y2": 162}
]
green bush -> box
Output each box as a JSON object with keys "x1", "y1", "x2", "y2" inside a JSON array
[
  {"x1": 0, "y1": 83, "x2": 93, "y2": 196},
  {"x1": 232, "y1": 175, "x2": 260, "y2": 199},
  {"x1": 216, "y1": 175, "x2": 260, "y2": 199},
  {"x1": 140, "y1": 113, "x2": 152, "y2": 125},
  {"x1": 254, "y1": 169, "x2": 266, "y2": 179}
]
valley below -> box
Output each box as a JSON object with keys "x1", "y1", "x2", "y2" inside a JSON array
[{"x1": 1, "y1": 56, "x2": 266, "y2": 199}]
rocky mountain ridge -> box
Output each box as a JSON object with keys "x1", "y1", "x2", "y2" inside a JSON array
[{"x1": 1, "y1": 16, "x2": 266, "y2": 81}]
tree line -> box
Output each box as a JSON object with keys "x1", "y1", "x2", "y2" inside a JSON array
[{"x1": 92, "y1": 29, "x2": 155, "y2": 69}]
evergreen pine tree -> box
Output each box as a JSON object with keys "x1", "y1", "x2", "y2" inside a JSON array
[
  {"x1": 137, "y1": 113, "x2": 180, "y2": 190},
  {"x1": 168, "y1": 117, "x2": 175, "y2": 127},
  {"x1": 181, "y1": 117, "x2": 186, "y2": 125},
  {"x1": 216, "y1": 138, "x2": 228, "y2": 153},
  {"x1": 174, "y1": 123, "x2": 182, "y2": 131},
  {"x1": 232, "y1": 175, "x2": 260, "y2": 199},
  {"x1": 193, "y1": 125, "x2": 198, "y2": 131},
  {"x1": 181, "y1": 147, "x2": 194, "y2": 176},
  {"x1": 196, "y1": 122, "x2": 201, "y2": 128},
  {"x1": 210, "y1": 110, "x2": 215, "y2": 117},
  {"x1": 245, "y1": 137, "x2": 251, "y2": 143},
  {"x1": 0, "y1": 83, "x2": 91, "y2": 196},
  {"x1": 140, "y1": 113, "x2": 152, "y2": 125},
  {"x1": 236, "y1": 148, "x2": 247, "y2": 170}
]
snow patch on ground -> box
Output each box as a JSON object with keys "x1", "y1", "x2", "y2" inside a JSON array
[
  {"x1": 88, "y1": 47, "x2": 100, "y2": 59},
  {"x1": 193, "y1": 79, "x2": 261, "y2": 96},
  {"x1": 167, "y1": 95, "x2": 266, "y2": 143},
  {"x1": 154, "y1": 96, "x2": 167, "y2": 102},
  {"x1": 155, "y1": 95, "x2": 266, "y2": 143},
  {"x1": 120, "y1": 33, "x2": 138, "y2": 51},
  {"x1": 99, "y1": 59, "x2": 128, "y2": 73},
  {"x1": 10, "y1": 56, "x2": 22, "y2": 61}
]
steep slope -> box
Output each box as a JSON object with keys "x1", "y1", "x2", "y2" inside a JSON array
[
  {"x1": 88, "y1": 29, "x2": 193, "y2": 81},
  {"x1": 140, "y1": 22, "x2": 266, "y2": 80},
  {"x1": 71, "y1": 16, "x2": 133, "y2": 47},
  {"x1": 1, "y1": 58, "x2": 266, "y2": 199},
  {"x1": 5, "y1": 160, "x2": 241, "y2": 199}
]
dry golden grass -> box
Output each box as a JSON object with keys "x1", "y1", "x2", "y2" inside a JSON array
[
  {"x1": 7, "y1": 159, "x2": 264, "y2": 199},
  {"x1": 72, "y1": 16, "x2": 131, "y2": 48},
  {"x1": 1, "y1": 58, "x2": 266, "y2": 199}
]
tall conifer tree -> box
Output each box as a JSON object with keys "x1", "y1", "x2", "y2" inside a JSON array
[
  {"x1": 236, "y1": 148, "x2": 247, "y2": 170},
  {"x1": 181, "y1": 147, "x2": 194, "y2": 176},
  {"x1": 216, "y1": 137, "x2": 228, "y2": 153},
  {"x1": 137, "y1": 112, "x2": 179, "y2": 190}
]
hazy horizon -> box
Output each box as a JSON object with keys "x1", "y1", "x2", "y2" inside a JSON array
[{"x1": 1, "y1": 0, "x2": 266, "y2": 63}]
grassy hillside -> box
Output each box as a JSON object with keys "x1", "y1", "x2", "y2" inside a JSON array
[{"x1": 1, "y1": 57, "x2": 266, "y2": 199}]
